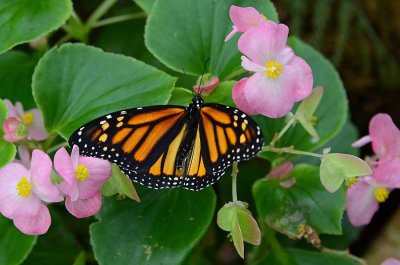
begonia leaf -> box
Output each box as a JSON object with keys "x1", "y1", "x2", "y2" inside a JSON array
[{"x1": 0, "y1": 99, "x2": 16, "y2": 168}]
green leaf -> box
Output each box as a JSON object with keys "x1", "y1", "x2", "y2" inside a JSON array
[
  {"x1": 0, "y1": 0, "x2": 72, "y2": 54},
  {"x1": 257, "y1": 38, "x2": 348, "y2": 161},
  {"x1": 0, "y1": 99, "x2": 16, "y2": 168},
  {"x1": 90, "y1": 188, "x2": 216, "y2": 265},
  {"x1": 257, "y1": 248, "x2": 364, "y2": 265},
  {"x1": 0, "y1": 215, "x2": 37, "y2": 265},
  {"x1": 320, "y1": 153, "x2": 372, "y2": 193},
  {"x1": 145, "y1": 0, "x2": 278, "y2": 78},
  {"x1": 168, "y1": 87, "x2": 193, "y2": 106},
  {"x1": 0, "y1": 51, "x2": 36, "y2": 109},
  {"x1": 32, "y1": 43, "x2": 177, "y2": 139},
  {"x1": 253, "y1": 165, "x2": 345, "y2": 238},
  {"x1": 72, "y1": 252, "x2": 85, "y2": 265},
  {"x1": 134, "y1": 0, "x2": 156, "y2": 13},
  {"x1": 101, "y1": 164, "x2": 140, "y2": 202},
  {"x1": 217, "y1": 202, "x2": 261, "y2": 258}
]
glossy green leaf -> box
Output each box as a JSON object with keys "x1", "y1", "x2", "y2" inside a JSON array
[
  {"x1": 0, "y1": 51, "x2": 36, "y2": 109},
  {"x1": 257, "y1": 248, "x2": 363, "y2": 265},
  {"x1": 101, "y1": 164, "x2": 140, "y2": 202},
  {"x1": 145, "y1": 0, "x2": 278, "y2": 78},
  {"x1": 0, "y1": 215, "x2": 37, "y2": 265},
  {"x1": 320, "y1": 153, "x2": 372, "y2": 193},
  {"x1": 72, "y1": 252, "x2": 85, "y2": 265},
  {"x1": 257, "y1": 38, "x2": 347, "y2": 161},
  {"x1": 0, "y1": 99, "x2": 16, "y2": 168},
  {"x1": 253, "y1": 165, "x2": 345, "y2": 238},
  {"x1": 32, "y1": 43, "x2": 177, "y2": 139},
  {"x1": 90, "y1": 188, "x2": 216, "y2": 265},
  {"x1": 0, "y1": 0, "x2": 72, "y2": 53}
]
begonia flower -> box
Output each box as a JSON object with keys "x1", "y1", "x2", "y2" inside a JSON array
[
  {"x1": 4, "y1": 99, "x2": 48, "y2": 141},
  {"x1": 3, "y1": 117, "x2": 27, "y2": 142},
  {"x1": 225, "y1": 5, "x2": 268, "y2": 41},
  {"x1": 54, "y1": 145, "x2": 111, "y2": 218},
  {"x1": 382, "y1": 258, "x2": 400, "y2": 265},
  {"x1": 266, "y1": 162, "x2": 296, "y2": 188},
  {"x1": 193, "y1": 74, "x2": 220, "y2": 96},
  {"x1": 14, "y1": 145, "x2": 31, "y2": 168},
  {"x1": 346, "y1": 158, "x2": 400, "y2": 226},
  {"x1": 0, "y1": 150, "x2": 63, "y2": 235},
  {"x1": 233, "y1": 22, "x2": 313, "y2": 118},
  {"x1": 352, "y1": 113, "x2": 400, "y2": 164}
]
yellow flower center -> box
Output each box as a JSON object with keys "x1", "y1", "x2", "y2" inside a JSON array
[
  {"x1": 261, "y1": 13, "x2": 268, "y2": 20},
  {"x1": 75, "y1": 164, "x2": 90, "y2": 182},
  {"x1": 22, "y1": 112, "x2": 34, "y2": 125},
  {"x1": 16, "y1": 177, "x2": 32, "y2": 198},
  {"x1": 374, "y1": 187, "x2": 389, "y2": 203},
  {"x1": 345, "y1": 177, "x2": 358, "y2": 188},
  {"x1": 265, "y1": 60, "x2": 284, "y2": 80},
  {"x1": 309, "y1": 116, "x2": 318, "y2": 126}
]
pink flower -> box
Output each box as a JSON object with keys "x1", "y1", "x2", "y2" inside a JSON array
[
  {"x1": 4, "y1": 99, "x2": 48, "y2": 141},
  {"x1": 193, "y1": 75, "x2": 220, "y2": 96},
  {"x1": 3, "y1": 117, "x2": 28, "y2": 142},
  {"x1": 13, "y1": 145, "x2": 31, "y2": 168},
  {"x1": 352, "y1": 113, "x2": 400, "y2": 164},
  {"x1": 233, "y1": 22, "x2": 313, "y2": 118},
  {"x1": 266, "y1": 162, "x2": 296, "y2": 188},
  {"x1": 0, "y1": 150, "x2": 63, "y2": 235},
  {"x1": 225, "y1": 6, "x2": 268, "y2": 41},
  {"x1": 382, "y1": 258, "x2": 400, "y2": 265},
  {"x1": 346, "y1": 158, "x2": 400, "y2": 226},
  {"x1": 54, "y1": 145, "x2": 112, "y2": 218}
]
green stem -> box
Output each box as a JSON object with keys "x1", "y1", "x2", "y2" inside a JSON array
[
  {"x1": 231, "y1": 162, "x2": 239, "y2": 203},
  {"x1": 47, "y1": 142, "x2": 68, "y2": 154},
  {"x1": 277, "y1": 114, "x2": 295, "y2": 139},
  {"x1": 93, "y1": 12, "x2": 147, "y2": 28},
  {"x1": 86, "y1": 0, "x2": 118, "y2": 28},
  {"x1": 224, "y1": 68, "x2": 247, "y2": 81},
  {"x1": 262, "y1": 145, "x2": 323, "y2": 158}
]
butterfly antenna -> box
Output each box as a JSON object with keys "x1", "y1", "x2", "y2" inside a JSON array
[{"x1": 197, "y1": 58, "x2": 211, "y2": 96}]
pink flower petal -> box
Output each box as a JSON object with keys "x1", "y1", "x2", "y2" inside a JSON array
[
  {"x1": 276, "y1": 46, "x2": 295, "y2": 65},
  {"x1": 286, "y1": 56, "x2": 313, "y2": 102},
  {"x1": 15, "y1": 102, "x2": 24, "y2": 117},
  {"x1": 238, "y1": 22, "x2": 289, "y2": 65},
  {"x1": 3, "y1": 99, "x2": 19, "y2": 118},
  {"x1": 3, "y1": 117, "x2": 27, "y2": 142},
  {"x1": 346, "y1": 177, "x2": 379, "y2": 226},
  {"x1": 374, "y1": 158, "x2": 400, "y2": 188},
  {"x1": 241, "y1": 56, "x2": 266, "y2": 72},
  {"x1": 76, "y1": 157, "x2": 111, "y2": 199},
  {"x1": 351, "y1": 135, "x2": 372, "y2": 148},
  {"x1": 225, "y1": 25, "x2": 239, "y2": 42},
  {"x1": 71, "y1": 145, "x2": 80, "y2": 169},
  {"x1": 244, "y1": 71, "x2": 295, "y2": 118},
  {"x1": 232, "y1": 78, "x2": 258, "y2": 115},
  {"x1": 54, "y1": 147, "x2": 75, "y2": 185},
  {"x1": 30, "y1": 150, "x2": 63, "y2": 203},
  {"x1": 65, "y1": 192, "x2": 102, "y2": 218},
  {"x1": 27, "y1": 109, "x2": 49, "y2": 141},
  {"x1": 17, "y1": 145, "x2": 31, "y2": 169},
  {"x1": 193, "y1": 76, "x2": 220, "y2": 96},
  {"x1": 266, "y1": 162, "x2": 293, "y2": 180},
  {"x1": 229, "y1": 6, "x2": 265, "y2": 32},
  {"x1": 369, "y1": 113, "x2": 400, "y2": 163},
  {"x1": 13, "y1": 204, "x2": 51, "y2": 235},
  {"x1": 382, "y1": 258, "x2": 400, "y2": 265},
  {"x1": 0, "y1": 163, "x2": 41, "y2": 219}
]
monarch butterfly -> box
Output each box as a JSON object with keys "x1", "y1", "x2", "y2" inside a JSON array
[{"x1": 69, "y1": 95, "x2": 264, "y2": 191}]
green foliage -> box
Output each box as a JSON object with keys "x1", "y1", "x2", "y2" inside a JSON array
[
  {"x1": 145, "y1": 0, "x2": 278, "y2": 78},
  {"x1": 253, "y1": 165, "x2": 346, "y2": 237},
  {"x1": 0, "y1": 99, "x2": 16, "y2": 168},
  {"x1": 0, "y1": 215, "x2": 37, "y2": 265},
  {"x1": 90, "y1": 189, "x2": 216, "y2": 265},
  {"x1": 101, "y1": 164, "x2": 140, "y2": 201},
  {"x1": 0, "y1": 0, "x2": 72, "y2": 54},
  {"x1": 32, "y1": 43, "x2": 177, "y2": 138}
]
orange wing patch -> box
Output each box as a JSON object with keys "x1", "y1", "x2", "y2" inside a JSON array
[
  {"x1": 216, "y1": 125, "x2": 228, "y2": 155},
  {"x1": 188, "y1": 127, "x2": 201, "y2": 175},
  {"x1": 161, "y1": 124, "x2": 187, "y2": 175},
  {"x1": 128, "y1": 108, "x2": 184, "y2": 125},
  {"x1": 226, "y1": 127, "x2": 237, "y2": 145},
  {"x1": 201, "y1": 107, "x2": 231, "y2": 124},
  {"x1": 123, "y1": 126, "x2": 149, "y2": 154},
  {"x1": 201, "y1": 113, "x2": 218, "y2": 163},
  {"x1": 112, "y1": 128, "x2": 132, "y2": 144},
  {"x1": 149, "y1": 154, "x2": 163, "y2": 176}
]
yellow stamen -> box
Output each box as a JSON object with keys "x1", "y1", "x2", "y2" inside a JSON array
[
  {"x1": 16, "y1": 177, "x2": 32, "y2": 198},
  {"x1": 22, "y1": 112, "x2": 34, "y2": 125},
  {"x1": 75, "y1": 164, "x2": 90, "y2": 182},
  {"x1": 298, "y1": 224, "x2": 306, "y2": 235},
  {"x1": 265, "y1": 60, "x2": 284, "y2": 80},
  {"x1": 374, "y1": 187, "x2": 389, "y2": 203},
  {"x1": 261, "y1": 13, "x2": 268, "y2": 20},
  {"x1": 345, "y1": 177, "x2": 358, "y2": 188}
]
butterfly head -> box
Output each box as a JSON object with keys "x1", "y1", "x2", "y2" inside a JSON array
[{"x1": 191, "y1": 95, "x2": 204, "y2": 109}]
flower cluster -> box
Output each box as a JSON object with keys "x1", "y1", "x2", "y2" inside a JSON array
[
  {"x1": 226, "y1": 6, "x2": 313, "y2": 118},
  {"x1": 347, "y1": 113, "x2": 400, "y2": 226},
  {"x1": 0, "y1": 100, "x2": 111, "y2": 235}
]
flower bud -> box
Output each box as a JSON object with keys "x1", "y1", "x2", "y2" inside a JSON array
[
  {"x1": 193, "y1": 74, "x2": 219, "y2": 96},
  {"x1": 3, "y1": 117, "x2": 27, "y2": 142}
]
